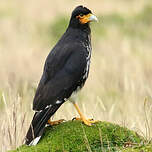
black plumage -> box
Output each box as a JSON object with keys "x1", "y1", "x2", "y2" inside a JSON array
[{"x1": 25, "y1": 5, "x2": 97, "y2": 146}]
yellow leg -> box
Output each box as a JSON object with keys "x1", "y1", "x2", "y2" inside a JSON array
[
  {"x1": 73, "y1": 103, "x2": 99, "y2": 126},
  {"x1": 47, "y1": 119, "x2": 65, "y2": 126}
]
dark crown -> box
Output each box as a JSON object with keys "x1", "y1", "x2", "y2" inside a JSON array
[{"x1": 72, "y1": 6, "x2": 92, "y2": 17}]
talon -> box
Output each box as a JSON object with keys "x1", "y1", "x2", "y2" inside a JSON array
[
  {"x1": 73, "y1": 117, "x2": 83, "y2": 121},
  {"x1": 72, "y1": 117, "x2": 76, "y2": 121},
  {"x1": 83, "y1": 119, "x2": 99, "y2": 126},
  {"x1": 88, "y1": 118, "x2": 94, "y2": 121},
  {"x1": 47, "y1": 119, "x2": 65, "y2": 126},
  {"x1": 73, "y1": 117, "x2": 99, "y2": 126}
]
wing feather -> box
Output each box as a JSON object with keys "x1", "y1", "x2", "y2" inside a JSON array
[{"x1": 33, "y1": 44, "x2": 87, "y2": 111}]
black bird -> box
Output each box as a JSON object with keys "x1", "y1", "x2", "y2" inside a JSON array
[{"x1": 25, "y1": 5, "x2": 98, "y2": 146}]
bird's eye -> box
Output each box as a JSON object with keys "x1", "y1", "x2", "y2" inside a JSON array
[{"x1": 79, "y1": 14, "x2": 84, "y2": 17}]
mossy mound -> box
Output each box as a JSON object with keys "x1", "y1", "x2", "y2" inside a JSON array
[
  {"x1": 122, "y1": 144, "x2": 152, "y2": 152},
  {"x1": 10, "y1": 121, "x2": 148, "y2": 152}
]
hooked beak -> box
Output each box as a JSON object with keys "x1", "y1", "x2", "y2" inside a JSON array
[
  {"x1": 77, "y1": 13, "x2": 98, "y2": 24},
  {"x1": 89, "y1": 14, "x2": 98, "y2": 22}
]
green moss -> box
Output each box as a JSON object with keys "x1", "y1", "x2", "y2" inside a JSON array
[
  {"x1": 122, "y1": 144, "x2": 152, "y2": 152},
  {"x1": 9, "y1": 121, "x2": 145, "y2": 152}
]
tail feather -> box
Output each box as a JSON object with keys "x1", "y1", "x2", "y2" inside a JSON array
[{"x1": 25, "y1": 104, "x2": 62, "y2": 145}]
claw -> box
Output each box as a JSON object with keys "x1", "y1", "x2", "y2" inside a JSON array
[
  {"x1": 72, "y1": 117, "x2": 76, "y2": 121},
  {"x1": 47, "y1": 119, "x2": 65, "y2": 126},
  {"x1": 72, "y1": 117, "x2": 99, "y2": 126}
]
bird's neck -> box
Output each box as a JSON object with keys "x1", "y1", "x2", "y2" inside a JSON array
[
  {"x1": 67, "y1": 26, "x2": 91, "y2": 42},
  {"x1": 68, "y1": 19, "x2": 91, "y2": 34}
]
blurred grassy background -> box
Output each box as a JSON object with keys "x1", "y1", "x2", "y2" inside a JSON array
[{"x1": 0, "y1": 0, "x2": 152, "y2": 151}]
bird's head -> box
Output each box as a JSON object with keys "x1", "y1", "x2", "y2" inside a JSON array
[{"x1": 69, "y1": 6, "x2": 98, "y2": 29}]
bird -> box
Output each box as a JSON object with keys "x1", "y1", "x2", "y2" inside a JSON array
[{"x1": 25, "y1": 5, "x2": 98, "y2": 146}]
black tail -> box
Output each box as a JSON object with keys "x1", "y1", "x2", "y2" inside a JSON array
[{"x1": 25, "y1": 104, "x2": 62, "y2": 146}]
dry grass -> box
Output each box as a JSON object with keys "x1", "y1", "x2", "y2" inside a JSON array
[{"x1": 0, "y1": 0, "x2": 152, "y2": 151}]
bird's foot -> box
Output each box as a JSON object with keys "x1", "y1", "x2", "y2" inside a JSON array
[
  {"x1": 47, "y1": 119, "x2": 65, "y2": 126},
  {"x1": 72, "y1": 117, "x2": 99, "y2": 126}
]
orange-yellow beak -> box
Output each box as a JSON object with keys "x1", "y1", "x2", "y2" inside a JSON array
[{"x1": 78, "y1": 13, "x2": 98, "y2": 24}]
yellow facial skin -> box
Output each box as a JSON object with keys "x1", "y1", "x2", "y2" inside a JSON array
[{"x1": 76, "y1": 13, "x2": 98, "y2": 24}]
